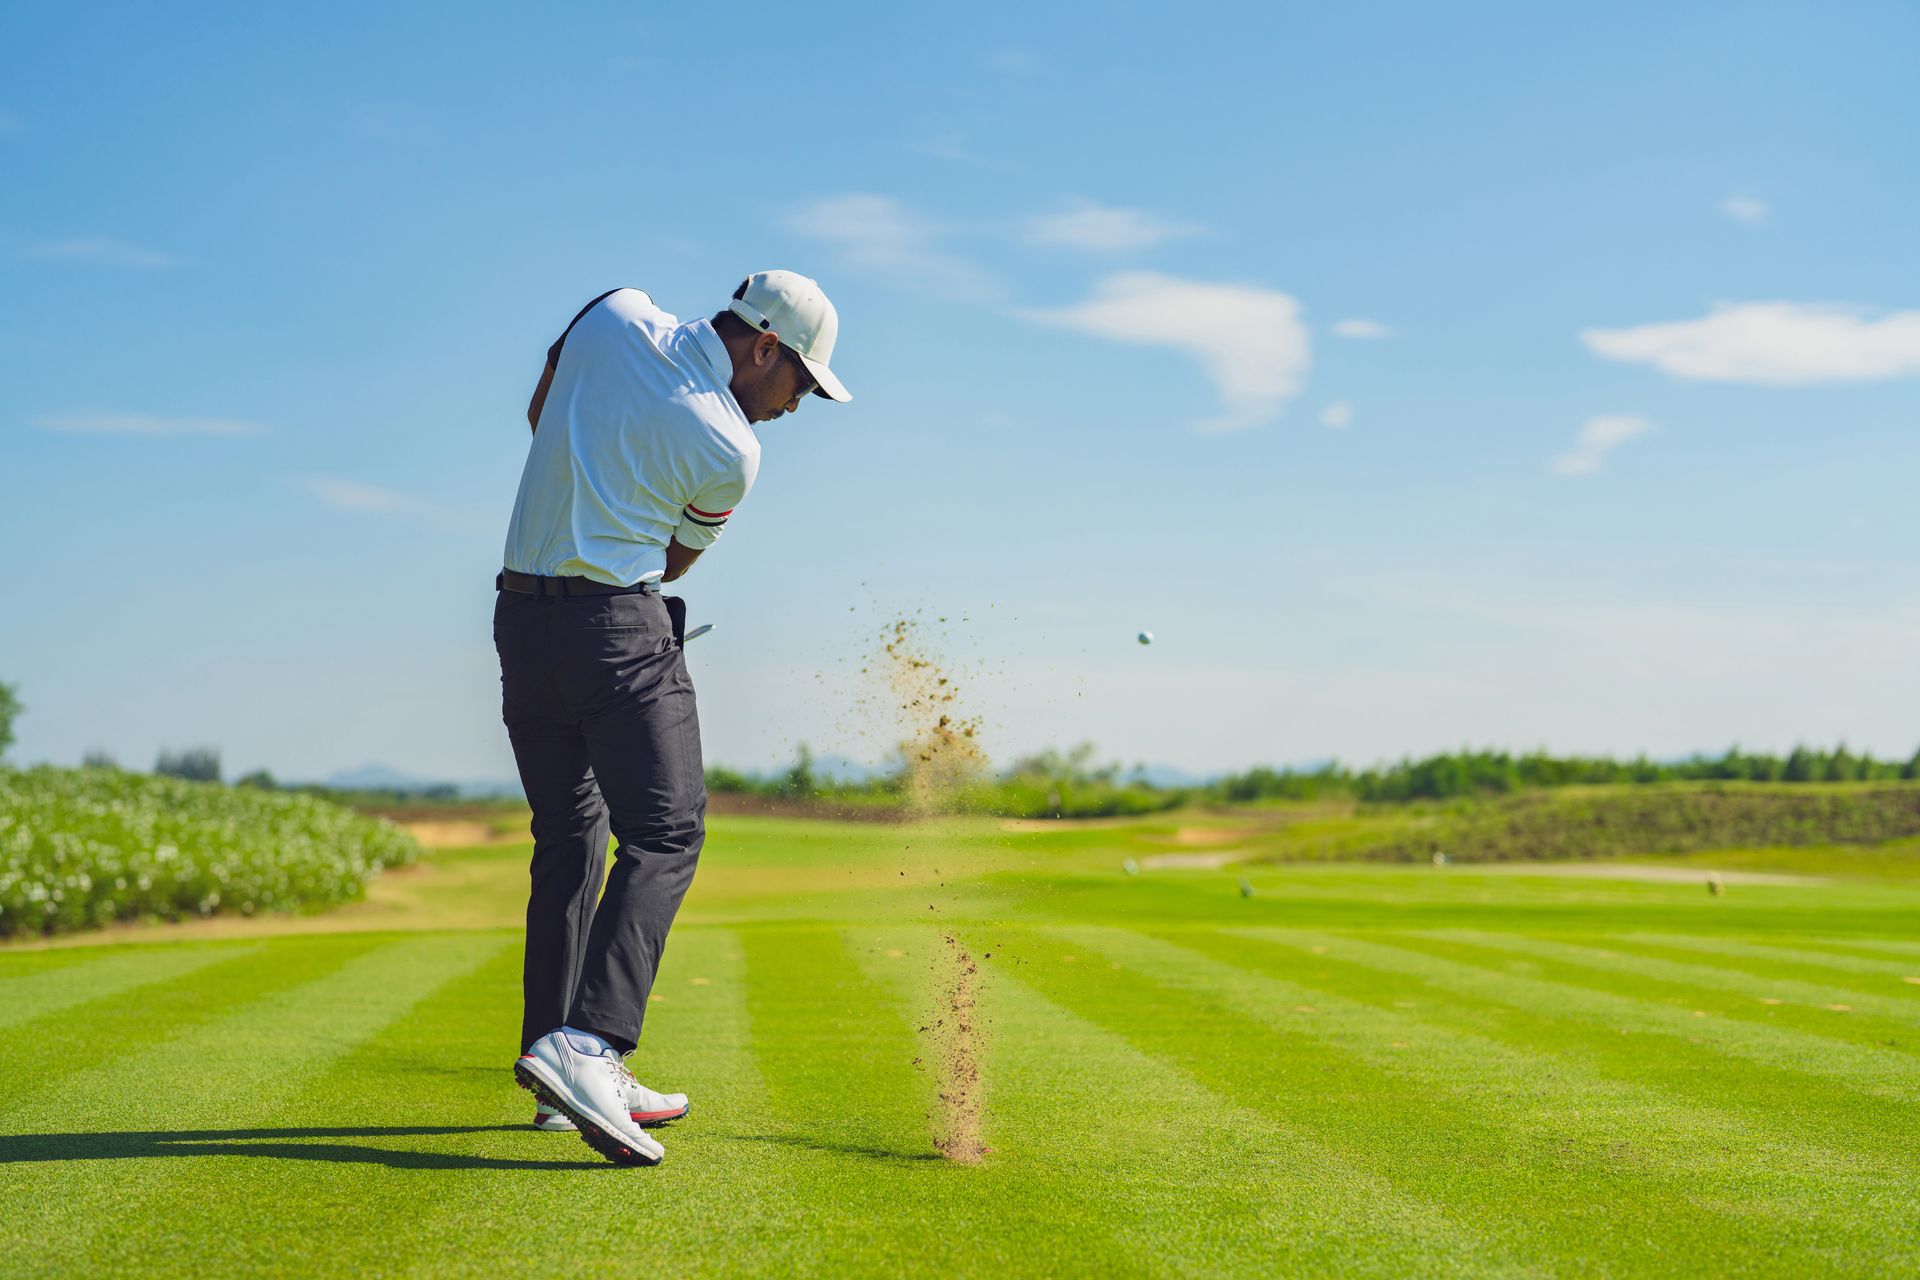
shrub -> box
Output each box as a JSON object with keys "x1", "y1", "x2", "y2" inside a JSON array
[
  {"x1": 1349, "y1": 783, "x2": 1920, "y2": 864},
  {"x1": 0, "y1": 765, "x2": 421, "y2": 937}
]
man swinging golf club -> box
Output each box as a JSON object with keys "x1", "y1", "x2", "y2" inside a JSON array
[{"x1": 496, "y1": 271, "x2": 851, "y2": 1166}]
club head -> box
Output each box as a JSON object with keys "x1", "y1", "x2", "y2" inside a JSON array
[{"x1": 684, "y1": 623, "x2": 714, "y2": 643}]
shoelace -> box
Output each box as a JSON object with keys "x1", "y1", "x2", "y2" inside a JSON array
[{"x1": 614, "y1": 1053, "x2": 669, "y2": 1108}]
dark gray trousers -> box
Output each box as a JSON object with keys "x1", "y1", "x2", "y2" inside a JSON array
[{"x1": 493, "y1": 585, "x2": 705, "y2": 1054}]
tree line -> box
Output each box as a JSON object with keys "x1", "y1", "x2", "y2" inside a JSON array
[{"x1": 710, "y1": 741, "x2": 1920, "y2": 813}]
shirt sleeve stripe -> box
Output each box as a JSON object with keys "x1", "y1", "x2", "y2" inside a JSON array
[
  {"x1": 682, "y1": 512, "x2": 728, "y2": 528},
  {"x1": 686, "y1": 504, "x2": 734, "y2": 518}
]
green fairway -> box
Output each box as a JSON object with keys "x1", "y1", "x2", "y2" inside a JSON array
[{"x1": 4, "y1": 814, "x2": 1920, "y2": 1277}]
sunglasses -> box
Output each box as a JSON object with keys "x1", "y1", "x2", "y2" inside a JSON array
[{"x1": 781, "y1": 343, "x2": 818, "y2": 396}]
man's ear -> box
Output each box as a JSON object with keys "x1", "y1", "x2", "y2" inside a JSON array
[{"x1": 753, "y1": 332, "x2": 781, "y2": 368}]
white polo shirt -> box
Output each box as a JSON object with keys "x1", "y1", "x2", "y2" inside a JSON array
[{"x1": 503, "y1": 289, "x2": 760, "y2": 586}]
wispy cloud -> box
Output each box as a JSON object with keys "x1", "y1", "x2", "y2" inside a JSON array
[
  {"x1": 1553, "y1": 415, "x2": 1653, "y2": 477},
  {"x1": 1320, "y1": 401, "x2": 1354, "y2": 429},
  {"x1": 1019, "y1": 198, "x2": 1204, "y2": 253},
  {"x1": 784, "y1": 193, "x2": 1001, "y2": 302},
  {"x1": 21, "y1": 237, "x2": 179, "y2": 269},
  {"x1": 985, "y1": 48, "x2": 1040, "y2": 74},
  {"x1": 1720, "y1": 195, "x2": 1769, "y2": 224},
  {"x1": 1332, "y1": 318, "x2": 1394, "y2": 339},
  {"x1": 33, "y1": 412, "x2": 265, "y2": 438},
  {"x1": 1021, "y1": 272, "x2": 1311, "y2": 434},
  {"x1": 303, "y1": 475, "x2": 495, "y2": 536},
  {"x1": 308, "y1": 477, "x2": 416, "y2": 512},
  {"x1": 1582, "y1": 302, "x2": 1920, "y2": 384}
]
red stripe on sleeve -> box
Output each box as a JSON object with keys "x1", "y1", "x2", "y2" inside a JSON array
[{"x1": 687, "y1": 505, "x2": 734, "y2": 518}]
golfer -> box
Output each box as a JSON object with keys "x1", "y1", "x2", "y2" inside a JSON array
[{"x1": 496, "y1": 272, "x2": 851, "y2": 1165}]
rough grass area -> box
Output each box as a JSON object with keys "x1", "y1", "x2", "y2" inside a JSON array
[
  {"x1": 1355, "y1": 782, "x2": 1920, "y2": 864},
  {"x1": 0, "y1": 766, "x2": 420, "y2": 937},
  {"x1": 2, "y1": 812, "x2": 1919, "y2": 1277}
]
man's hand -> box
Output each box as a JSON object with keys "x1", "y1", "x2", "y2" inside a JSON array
[{"x1": 664, "y1": 538, "x2": 703, "y2": 582}]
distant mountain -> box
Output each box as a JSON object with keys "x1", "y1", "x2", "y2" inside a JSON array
[
  {"x1": 1121, "y1": 759, "x2": 1213, "y2": 790},
  {"x1": 324, "y1": 763, "x2": 434, "y2": 790}
]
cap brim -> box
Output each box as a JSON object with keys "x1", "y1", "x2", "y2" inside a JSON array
[{"x1": 801, "y1": 354, "x2": 851, "y2": 403}]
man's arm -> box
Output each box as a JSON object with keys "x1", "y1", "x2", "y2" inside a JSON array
[
  {"x1": 665, "y1": 454, "x2": 757, "y2": 581},
  {"x1": 527, "y1": 358, "x2": 556, "y2": 433},
  {"x1": 663, "y1": 538, "x2": 703, "y2": 582}
]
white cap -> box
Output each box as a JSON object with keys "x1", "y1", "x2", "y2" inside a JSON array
[{"x1": 726, "y1": 270, "x2": 852, "y2": 403}]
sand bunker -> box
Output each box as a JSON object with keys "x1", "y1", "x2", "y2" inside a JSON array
[
  {"x1": 1140, "y1": 852, "x2": 1247, "y2": 869},
  {"x1": 399, "y1": 820, "x2": 517, "y2": 849}
]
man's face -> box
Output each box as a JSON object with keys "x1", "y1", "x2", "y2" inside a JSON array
[{"x1": 737, "y1": 335, "x2": 818, "y2": 424}]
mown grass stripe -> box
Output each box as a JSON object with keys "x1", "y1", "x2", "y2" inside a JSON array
[
  {"x1": 0, "y1": 933, "x2": 508, "y2": 1279},
  {"x1": 1220, "y1": 926, "x2": 1920, "y2": 1179},
  {"x1": 1038, "y1": 924, "x2": 1902, "y2": 1276},
  {"x1": 381, "y1": 927, "x2": 818, "y2": 1278},
  {"x1": 1789, "y1": 937, "x2": 1920, "y2": 961},
  {"x1": 0, "y1": 944, "x2": 250, "y2": 1033},
  {"x1": 853, "y1": 925, "x2": 1522, "y2": 1279},
  {"x1": 1370, "y1": 932, "x2": 1920, "y2": 1107},
  {"x1": 1617, "y1": 933, "x2": 1920, "y2": 986},
  {"x1": 0, "y1": 936, "x2": 371, "y2": 1111},
  {"x1": 1446, "y1": 931, "x2": 1920, "y2": 1048}
]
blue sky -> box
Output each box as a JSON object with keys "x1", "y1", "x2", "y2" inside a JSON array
[{"x1": 3, "y1": 1, "x2": 1917, "y2": 782}]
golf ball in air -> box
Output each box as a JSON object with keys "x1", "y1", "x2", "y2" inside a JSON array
[{"x1": 1137, "y1": 631, "x2": 1153, "y2": 646}]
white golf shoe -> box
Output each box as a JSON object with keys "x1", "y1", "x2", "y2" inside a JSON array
[
  {"x1": 532, "y1": 1072, "x2": 690, "y2": 1131},
  {"x1": 515, "y1": 1028, "x2": 665, "y2": 1166}
]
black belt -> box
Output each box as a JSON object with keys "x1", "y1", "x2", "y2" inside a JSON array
[{"x1": 497, "y1": 569, "x2": 659, "y2": 598}]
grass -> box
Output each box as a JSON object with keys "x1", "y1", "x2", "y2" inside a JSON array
[{"x1": 3, "y1": 810, "x2": 1920, "y2": 1277}]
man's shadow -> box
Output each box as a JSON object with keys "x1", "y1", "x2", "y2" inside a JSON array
[{"x1": 0, "y1": 1125, "x2": 613, "y2": 1172}]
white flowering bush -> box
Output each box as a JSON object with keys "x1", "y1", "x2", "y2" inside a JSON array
[{"x1": 0, "y1": 766, "x2": 421, "y2": 937}]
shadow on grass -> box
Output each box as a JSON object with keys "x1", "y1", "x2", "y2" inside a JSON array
[
  {"x1": 733, "y1": 1132, "x2": 944, "y2": 1164},
  {"x1": 0, "y1": 1125, "x2": 614, "y2": 1171}
]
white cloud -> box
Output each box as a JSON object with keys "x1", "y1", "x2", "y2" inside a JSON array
[
  {"x1": 22, "y1": 237, "x2": 179, "y2": 269},
  {"x1": 1582, "y1": 302, "x2": 1920, "y2": 384},
  {"x1": 1021, "y1": 272, "x2": 1311, "y2": 433},
  {"x1": 1020, "y1": 198, "x2": 1203, "y2": 253},
  {"x1": 307, "y1": 477, "x2": 414, "y2": 511},
  {"x1": 1332, "y1": 318, "x2": 1394, "y2": 339},
  {"x1": 1320, "y1": 401, "x2": 1353, "y2": 429},
  {"x1": 1720, "y1": 195, "x2": 1769, "y2": 224},
  {"x1": 302, "y1": 475, "x2": 495, "y2": 537},
  {"x1": 784, "y1": 193, "x2": 1000, "y2": 302},
  {"x1": 985, "y1": 48, "x2": 1040, "y2": 74},
  {"x1": 33, "y1": 413, "x2": 264, "y2": 438},
  {"x1": 1553, "y1": 415, "x2": 1653, "y2": 477}
]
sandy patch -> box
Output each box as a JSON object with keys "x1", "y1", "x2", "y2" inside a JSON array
[
  {"x1": 402, "y1": 820, "x2": 524, "y2": 849},
  {"x1": 996, "y1": 816, "x2": 1146, "y2": 834},
  {"x1": 1140, "y1": 851, "x2": 1247, "y2": 870},
  {"x1": 1167, "y1": 826, "x2": 1262, "y2": 847}
]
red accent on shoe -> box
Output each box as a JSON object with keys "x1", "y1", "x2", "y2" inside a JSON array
[{"x1": 631, "y1": 1105, "x2": 688, "y2": 1122}]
